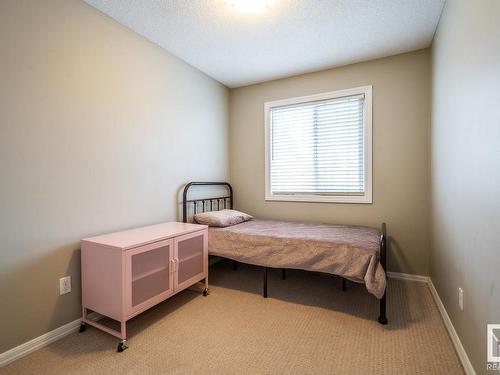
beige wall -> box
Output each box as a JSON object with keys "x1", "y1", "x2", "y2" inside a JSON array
[
  {"x1": 430, "y1": 1, "x2": 500, "y2": 374},
  {"x1": 229, "y1": 49, "x2": 431, "y2": 276},
  {"x1": 0, "y1": 0, "x2": 228, "y2": 353}
]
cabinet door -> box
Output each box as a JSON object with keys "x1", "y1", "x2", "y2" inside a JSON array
[
  {"x1": 174, "y1": 229, "x2": 208, "y2": 292},
  {"x1": 125, "y1": 238, "x2": 174, "y2": 317}
]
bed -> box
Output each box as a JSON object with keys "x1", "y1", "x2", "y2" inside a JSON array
[{"x1": 182, "y1": 182, "x2": 388, "y2": 325}]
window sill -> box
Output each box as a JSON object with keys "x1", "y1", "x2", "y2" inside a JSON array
[{"x1": 265, "y1": 193, "x2": 372, "y2": 204}]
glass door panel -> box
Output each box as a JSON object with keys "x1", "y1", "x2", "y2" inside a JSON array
[
  {"x1": 177, "y1": 235, "x2": 204, "y2": 284},
  {"x1": 130, "y1": 243, "x2": 171, "y2": 308},
  {"x1": 175, "y1": 230, "x2": 207, "y2": 291}
]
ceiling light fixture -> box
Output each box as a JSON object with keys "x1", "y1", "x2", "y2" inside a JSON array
[{"x1": 228, "y1": 0, "x2": 273, "y2": 13}]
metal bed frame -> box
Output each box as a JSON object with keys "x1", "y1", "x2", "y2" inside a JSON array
[{"x1": 182, "y1": 181, "x2": 388, "y2": 325}]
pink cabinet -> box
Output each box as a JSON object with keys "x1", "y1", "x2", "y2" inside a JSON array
[{"x1": 80, "y1": 222, "x2": 208, "y2": 351}]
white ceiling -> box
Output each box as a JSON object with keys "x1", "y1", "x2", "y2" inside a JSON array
[{"x1": 84, "y1": 0, "x2": 445, "y2": 88}]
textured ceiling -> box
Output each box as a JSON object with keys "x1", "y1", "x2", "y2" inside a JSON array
[{"x1": 84, "y1": 0, "x2": 445, "y2": 88}]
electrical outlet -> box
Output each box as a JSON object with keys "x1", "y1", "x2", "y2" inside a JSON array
[
  {"x1": 59, "y1": 276, "x2": 71, "y2": 295},
  {"x1": 458, "y1": 287, "x2": 464, "y2": 311}
]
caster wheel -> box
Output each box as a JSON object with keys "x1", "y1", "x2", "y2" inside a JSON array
[
  {"x1": 203, "y1": 288, "x2": 209, "y2": 296},
  {"x1": 378, "y1": 316, "x2": 388, "y2": 325},
  {"x1": 117, "y1": 341, "x2": 128, "y2": 352},
  {"x1": 79, "y1": 323, "x2": 86, "y2": 333}
]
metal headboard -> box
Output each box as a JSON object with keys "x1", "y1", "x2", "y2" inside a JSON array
[{"x1": 182, "y1": 182, "x2": 233, "y2": 223}]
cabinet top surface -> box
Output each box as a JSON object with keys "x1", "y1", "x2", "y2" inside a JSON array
[{"x1": 82, "y1": 222, "x2": 207, "y2": 250}]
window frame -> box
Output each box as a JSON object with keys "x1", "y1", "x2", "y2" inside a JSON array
[{"x1": 264, "y1": 85, "x2": 373, "y2": 204}]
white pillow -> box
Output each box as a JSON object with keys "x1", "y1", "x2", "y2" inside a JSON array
[{"x1": 194, "y1": 209, "x2": 253, "y2": 227}]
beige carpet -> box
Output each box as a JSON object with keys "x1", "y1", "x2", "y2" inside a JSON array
[{"x1": 1, "y1": 261, "x2": 464, "y2": 375}]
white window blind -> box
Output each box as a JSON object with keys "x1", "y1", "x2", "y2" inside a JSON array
[{"x1": 269, "y1": 94, "x2": 366, "y2": 196}]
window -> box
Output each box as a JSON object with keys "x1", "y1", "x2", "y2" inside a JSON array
[{"x1": 265, "y1": 86, "x2": 372, "y2": 203}]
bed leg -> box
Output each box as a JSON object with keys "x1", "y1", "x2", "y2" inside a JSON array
[
  {"x1": 378, "y1": 292, "x2": 388, "y2": 325},
  {"x1": 378, "y1": 222, "x2": 388, "y2": 325},
  {"x1": 281, "y1": 269, "x2": 286, "y2": 280},
  {"x1": 233, "y1": 261, "x2": 238, "y2": 271},
  {"x1": 342, "y1": 278, "x2": 347, "y2": 291},
  {"x1": 263, "y1": 267, "x2": 268, "y2": 298}
]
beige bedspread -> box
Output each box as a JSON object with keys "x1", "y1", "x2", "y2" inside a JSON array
[{"x1": 208, "y1": 220, "x2": 386, "y2": 299}]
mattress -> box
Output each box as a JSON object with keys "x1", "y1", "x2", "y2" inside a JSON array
[{"x1": 208, "y1": 219, "x2": 386, "y2": 298}]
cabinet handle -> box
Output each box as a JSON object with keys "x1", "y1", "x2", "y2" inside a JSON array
[
  {"x1": 175, "y1": 258, "x2": 179, "y2": 272},
  {"x1": 170, "y1": 259, "x2": 175, "y2": 273}
]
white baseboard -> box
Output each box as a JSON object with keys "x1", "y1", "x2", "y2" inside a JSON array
[
  {"x1": 387, "y1": 272, "x2": 475, "y2": 374},
  {"x1": 0, "y1": 312, "x2": 101, "y2": 368},
  {"x1": 427, "y1": 279, "x2": 476, "y2": 375},
  {"x1": 0, "y1": 273, "x2": 477, "y2": 375},
  {"x1": 0, "y1": 318, "x2": 81, "y2": 367},
  {"x1": 387, "y1": 271, "x2": 430, "y2": 283},
  {"x1": 388, "y1": 272, "x2": 476, "y2": 374}
]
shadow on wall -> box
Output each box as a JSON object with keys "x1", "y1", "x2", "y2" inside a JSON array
[
  {"x1": 50, "y1": 246, "x2": 82, "y2": 332},
  {"x1": 0, "y1": 243, "x2": 82, "y2": 353},
  {"x1": 388, "y1": 237, "x2": 413, "y2": 275}
]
